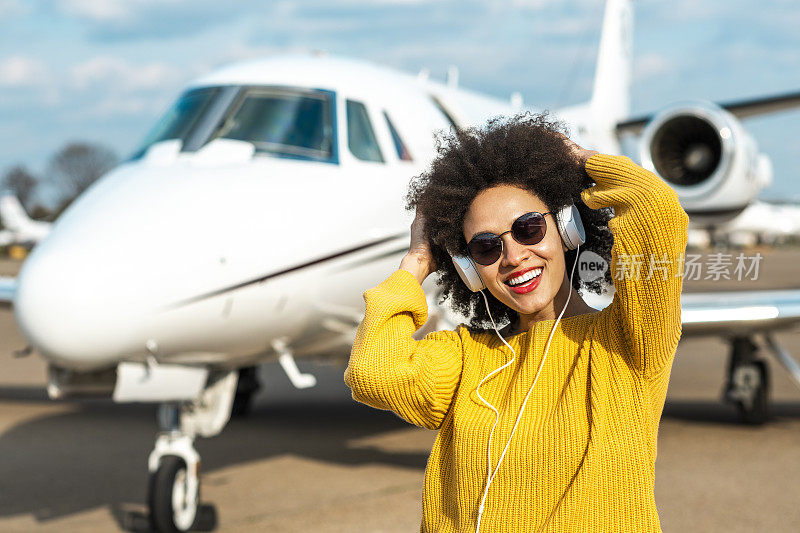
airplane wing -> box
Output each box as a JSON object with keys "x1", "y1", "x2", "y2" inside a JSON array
[
  {"x1": 681, "y1": 288, "x2": 800, "y2": 337},
  {"x1": 680, "y1": 288, "x2": 800, "y2": 398},
  {"x1": 580, "y1": 286, "x2": 800, "y2": 337},
  {"x1": 616, "y1": 89, "x2": 800, "y2": 135},
  {"x1": 0, "y1": 276, "x2": 15, "y2": 307}
]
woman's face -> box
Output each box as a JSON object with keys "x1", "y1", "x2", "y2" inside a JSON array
[{"x1": 463, "y1": 184, "x2": 568, "y2": 320}]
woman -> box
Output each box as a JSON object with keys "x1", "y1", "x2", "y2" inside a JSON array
[{"x1": 344, "y1": 112, "x2": 689, "y2": 532}]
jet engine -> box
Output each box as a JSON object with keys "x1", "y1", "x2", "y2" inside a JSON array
[{"x1": 638, "y1": 102, "x2": 772, "y2": 227}]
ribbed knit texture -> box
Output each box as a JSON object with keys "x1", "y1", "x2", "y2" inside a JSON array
[{"x1": 344, "y1": 154, "x2": 690, "y2": 532}]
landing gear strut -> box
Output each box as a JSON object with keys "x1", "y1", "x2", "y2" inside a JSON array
[
  {"x1": 231, "y1": 366, "x2": 260, "y2": 417},
  {"x1": 723, "y1": 336, "x2": 769, "y2": 425},
  {"x1": 722, "y1": 333, "x2": 800, "y2": 425},
  {"x1": 147, "y1": 370, "x2": 237, "y2": 532}
]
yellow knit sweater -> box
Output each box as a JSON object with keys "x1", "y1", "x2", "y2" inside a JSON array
[{"x1": 344, "y1": 154, "x2": 689, "y2": 532}]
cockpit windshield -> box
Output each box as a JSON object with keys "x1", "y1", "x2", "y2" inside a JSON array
[
  {"x1": 130, "y1": 85, "x2": 338, "y2": 164},
  {"x1": 130, "y1": 87, "x2": 220, "y2": 159},
  {"x1": 213, "y1": 88, "x2": 336, "y2": 163}
]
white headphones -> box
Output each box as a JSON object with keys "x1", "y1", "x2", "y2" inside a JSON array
[
  {"x1": 445, "y1": 203, "x2": 585, "y2": 532},
  {"x1": 451, "y1": 203, "x2": 585, "y2": 292}
]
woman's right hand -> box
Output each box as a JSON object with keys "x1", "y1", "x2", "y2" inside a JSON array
[
  {"x1": 400, "y1": 210, "x2": 438, "y2": 285},
  {"x1": 556, "y1": 132, "x2": 598, "y2": 188}
]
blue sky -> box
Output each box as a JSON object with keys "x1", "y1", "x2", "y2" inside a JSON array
[{"x1": 1, "y1": 0, "x2": 798, "y2": 206}]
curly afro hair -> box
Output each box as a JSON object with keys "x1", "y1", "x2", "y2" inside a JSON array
[{"x1": 405, "y1": 111, "x2": 614, "y2": 331}]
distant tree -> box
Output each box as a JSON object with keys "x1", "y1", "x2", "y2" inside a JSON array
[
  {"x1": 29, "y1": 203, "x2": 53, "y2": 221},
  {"x1": 1, "y1": 165, "x2": 37, "y2": 210},
  {"x1": 47, "y1": 142, "x2": 118, "y2": 208}
]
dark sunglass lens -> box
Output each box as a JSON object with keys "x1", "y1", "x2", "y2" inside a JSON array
[
  {"x1": 512, "y1": 212, "x2": 546, "y2": 245},
  {"x1": 468, "y1": 235, "x2": 502, "y2": 265}
]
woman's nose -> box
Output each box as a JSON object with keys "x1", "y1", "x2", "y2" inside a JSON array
[{"x1": 500, "y1": 234, "x2": 529, "y2": 267}]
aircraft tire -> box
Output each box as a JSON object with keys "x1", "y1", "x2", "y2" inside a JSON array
[
  {"x1": 148, "y1": 455, "x2": 199, "y2": 533},
  {"x1": 736, "y1": 360, "x2": 770, "y2": 425}
]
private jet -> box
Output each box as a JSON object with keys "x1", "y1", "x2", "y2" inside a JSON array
[{"x1": 713, "y1": 200, "x2": 800, "y2": 247}]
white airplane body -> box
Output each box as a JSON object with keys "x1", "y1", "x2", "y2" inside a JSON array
[
  {"x1": 14, "y1": 57, "x2": 529, "y2": 372},
  {"x1": 0, "y1": 191, "x2": 51, "y2": 246},
  {"x1": 2, "y1": 1, "x2": 800, "y2": 530},
  {"x1": 716, "y1": 200, "x2": 800, "y2": 246}
]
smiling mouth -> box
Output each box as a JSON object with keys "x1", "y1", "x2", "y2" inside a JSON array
[{"x1": 504, "y1": 267, "x2": 543, "y2": 287}]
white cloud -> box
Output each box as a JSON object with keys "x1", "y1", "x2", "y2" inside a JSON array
[
  {"x1": 509, "y1": 0, "x2": 594, "y2": 10},
  {"x1": 370, "y1": 0, "x2": 438, "y2": 4},
  {"x1": 509, "y1": 0, "x2": 556, "y2": 7},
  {"x1": 0, "y1": 55, "x2": 49, "y2": 87},
  {"x1": 634, "y1": 52, "x2": 672, "y2": 81},
  {"x1": 92, "y1": 96, "x2": 150, "y2": 116},
  {"x1": 537, "y1": 16, "x2": 595, "y2": 36},
  {"x1": 70, "y1": 56, "x2": 181, "y2": 91},
  {"x1": 63, "y1": 56, "x2": 192, "y2": 120},
  {"x1": 57, "y1": 0, "x2": 183, "y2": 23},
  {"x1": 0, "y1": 0, "x2": 23, "y2": 19},
  {"x1": 221, "y1": 42, "x2": 296, "y2": 62},
  {"x1": 58, "y1": 0, "x2": 130, "y2": 22},
  {"x1": 644, "y1": 0, "x2": 718, "y2": 22}
]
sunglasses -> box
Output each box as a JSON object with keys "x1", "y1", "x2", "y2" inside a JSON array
[{"x1": 466, "y1": 211, "x2": 553, "y2": 266}]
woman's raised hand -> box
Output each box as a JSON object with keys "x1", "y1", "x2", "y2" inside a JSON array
[
  {"x1": 557, "y1": 133, "x2": 598, "y2": 187},
  {"x1": 400, "y1": 210, "x2": 438, "y2": 285},
  {"x1": 559, "y1": 133, "x2": 598, "y2": 166}
]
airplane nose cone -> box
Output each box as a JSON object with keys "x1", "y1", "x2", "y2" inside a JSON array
[{"x1": 13, "y1": 246, "x2": 145, "y2": 370}]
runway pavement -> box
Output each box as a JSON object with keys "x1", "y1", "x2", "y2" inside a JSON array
[{"x1": 1, "y1": 248, "x2": 799, "y2": 532}]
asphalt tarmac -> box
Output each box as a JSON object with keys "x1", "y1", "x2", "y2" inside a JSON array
[{"x1": 1, "y1": 248, "x2": 799, "y2": 532}]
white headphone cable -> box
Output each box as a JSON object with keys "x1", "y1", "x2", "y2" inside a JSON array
[{"x1": 475, "y1": 244, "x2": 580, "y2": 533}]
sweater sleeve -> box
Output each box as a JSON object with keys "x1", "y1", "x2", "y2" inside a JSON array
[
  {"x1": 581, "y1": 154, "x2": 689, "y2": 379},
  {"x1": 344, "y1": 269, "x2": 464, "y2": 430}
]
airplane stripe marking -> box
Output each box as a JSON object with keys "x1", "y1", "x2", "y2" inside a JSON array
[
  {"x1": 163, "y1": 233, "x2": 407, "y2": 309},
  {"x1": 330, "y1": 246, "x2": 409, "y2": 272}
]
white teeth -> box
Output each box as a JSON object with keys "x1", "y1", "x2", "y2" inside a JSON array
[{"x1": 507, "y1": 268, "x2": 542, "y2": 286}]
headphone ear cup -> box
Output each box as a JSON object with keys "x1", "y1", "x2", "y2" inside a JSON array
[
  {"x1": 451, "y1": 254, "x2": 486, "y2": 292},
  {"x1": 556, "y1": 204, "x2": 586, "y2": 250}
]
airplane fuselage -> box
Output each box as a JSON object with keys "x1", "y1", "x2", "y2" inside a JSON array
[{"x1": 12, "y1": 55, "x2": 550, "y2": 371}]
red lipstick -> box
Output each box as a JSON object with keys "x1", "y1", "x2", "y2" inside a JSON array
[{"x1": 506, "y1": 267, "x2": 543, "y2": 294}]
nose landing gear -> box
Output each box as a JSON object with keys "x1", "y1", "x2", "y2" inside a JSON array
[
  {"x1": 146, "y1": 370, "x2": 237, "y2": 532},
  {"x1": 148, "y1": 450, "x2": 200, "y2": 533}
]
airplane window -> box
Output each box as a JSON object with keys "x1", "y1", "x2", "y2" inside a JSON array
[
  {"x1": 130, "y1": 87, "x2": 220, "y2": 159},
  {"x1": 383, "y1": 111, "x2": 413, "y2": 161},
  {"x1": 215, "y1": 88, "x2": 335, "y2": 162},
  {"x1": 346, "y1": 100, "x2": 384, "y2": 163}
]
